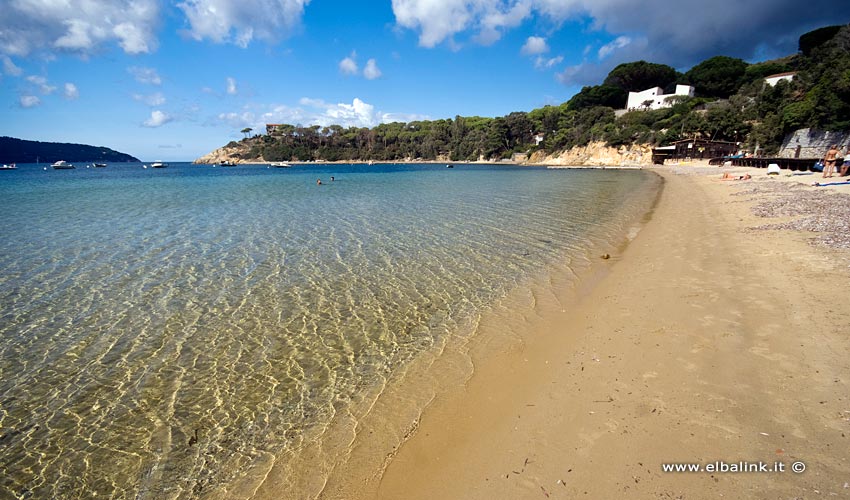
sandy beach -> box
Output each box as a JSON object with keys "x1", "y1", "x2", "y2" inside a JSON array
[{"x1": 322, "y1": 163, "x2": 850, "y2": 499}]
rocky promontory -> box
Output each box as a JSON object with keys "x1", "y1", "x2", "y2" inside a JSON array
[{"x1": 193, "y1": 140, "x2": 261, "y2": 164}]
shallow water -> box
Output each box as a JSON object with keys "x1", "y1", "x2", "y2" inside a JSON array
[{"x1": 0, "y1": 162, "x2": 658, "y2": 498}]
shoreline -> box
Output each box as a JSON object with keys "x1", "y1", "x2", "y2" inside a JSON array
[
  {"x1": 249, "y1": 169, "x2": 663, "y2": 500},
  {"x1": 346, "y1": 164, "x2": 850, "y2": 498}
]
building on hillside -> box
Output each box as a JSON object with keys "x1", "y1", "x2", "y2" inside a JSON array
[
  {"x1": 266, "y1": 124, "x2": 286, "y2": 135},
  {"x1": 764, "y1": 72, "x2": 797, "y2": 87},
  {"x1": 533, "y1": 133, "x2": 545, "y2": 146},
  {"x1": 626, "y1": 85, "x2": 695, "y2": 111}
]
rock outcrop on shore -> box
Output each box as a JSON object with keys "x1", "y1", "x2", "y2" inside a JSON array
[
  {"x1": 528, "y1": 141, "x2": 654, "y2": 167},
  {"x1": 193, "y1": 141, "x2": 261, "y2": 164}
]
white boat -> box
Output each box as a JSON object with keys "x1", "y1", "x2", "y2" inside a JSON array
[
  {"x1": 270, "y1": 162, "x2": 291, "y2": 168},
  {"x1": 52, "y1": 160, "x2": 75, "y2": 169},
  {"x1": 151, "y1": 161, "x2": 168, "y2": 168},
  {"x1": 93, "y1": 163, "x2": 107, "y2": 168},
  {"x1": 0, "y1": 163, "x2": 17, "y2": 170},
  {"x1": 218, "y1": 160, "x2": 236, "y2": 167}
]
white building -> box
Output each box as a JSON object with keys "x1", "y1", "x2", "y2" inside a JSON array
[
  {"x1": 626, "y1": 84, "x2": 695, "y2": 111},
  {"x1": 764, "y1": 72, "x2": 796, "y2": 87},
  {"x1": 533, "y1": 133, "x2": 545, "y2": 146}
]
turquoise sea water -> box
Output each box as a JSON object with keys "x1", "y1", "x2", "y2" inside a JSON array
[{"x1": 0, "y1": 162, "x2": 659, "y2": 498}]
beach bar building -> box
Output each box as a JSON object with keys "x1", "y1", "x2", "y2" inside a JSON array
[
  {"x1": 673, "y1": 139, "x2": 737, "y2": 160},
  {"x1": 658, "y1": 139, "x2": 738, "y2": 162}
]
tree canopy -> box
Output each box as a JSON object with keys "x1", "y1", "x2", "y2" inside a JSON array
[
  {"x1": 684, "y1": 56, "x2": 749, "y2": 98},
  {"x1": 603, "y1": 61, "x2": 680, "y2": 92}
]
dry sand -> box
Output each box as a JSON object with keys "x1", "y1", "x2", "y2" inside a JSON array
[{"x1": 365, "y1": 164, "x2": 850, "y2": 499}]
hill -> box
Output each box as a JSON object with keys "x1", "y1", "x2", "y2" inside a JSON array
[
  {"x1": 196, "y1": 24, "x2": 850, "y2": 165},
  {"x1": 0, "y1": 137, "x2": 139, "y2": 163}
]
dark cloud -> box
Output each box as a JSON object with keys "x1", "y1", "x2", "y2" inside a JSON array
[
  {"x1": 392, "y1": 0, "x2": 848, "y2": 87},
  {"x1": 557, "y1": 0, "x2": 848, "y2": 85}
]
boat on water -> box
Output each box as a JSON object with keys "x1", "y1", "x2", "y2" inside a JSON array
[
  {"x1": 218, "y1": 160, "x2": 236, "y2": 167},
  {"x1": 52, "y1": 160, "x2": 75, "y2": 169},
  {"x1": 0, "y1": 163, "x2": 17, "y2": 170},
  {"x1": 446, "y1": 164, "x2": 454, "y2": 168},
  {"x1": 270, "y1": 162, "x2": 291, "y2": 168},
  {"x1": 151, "y1": 161, "x2": 168, "y2": 168},
  {"x1": 93, "y1": 163, "x2": 107, "y2": 168}
]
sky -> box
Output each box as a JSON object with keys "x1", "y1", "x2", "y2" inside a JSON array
[{"x1": 0, "y1": 0, "x2": 846, "y2": 161}]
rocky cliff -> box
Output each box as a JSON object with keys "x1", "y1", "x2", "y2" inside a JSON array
[
  {"x1": 527, "y1": 141, "x2": 654, "y2": 167},
  {"x1": 193, "y1": 141, "x2": 262, "y2": 164}
]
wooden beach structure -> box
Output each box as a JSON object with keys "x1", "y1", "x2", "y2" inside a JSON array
[
  {"x1": 651, "y1": 138, "x2": 843, "y2": 171},
  {"x1": 652, "y1": 139, "x2": 738, "y2": 164}
]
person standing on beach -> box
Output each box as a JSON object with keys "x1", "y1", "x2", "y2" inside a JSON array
[
  {"x1": 822, "y1": 144, "x2": 840, "y2": 178},
  {"x1": 841, "y1": 147, "x2": 850, "y2": 177}
]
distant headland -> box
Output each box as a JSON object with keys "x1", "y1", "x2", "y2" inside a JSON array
[{"x1": 0, "y1": 137, "x2": 139, "y2": 164}]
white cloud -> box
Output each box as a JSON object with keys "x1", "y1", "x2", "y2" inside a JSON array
[
  {"x1": 143, "y1": 110, "x2": 173, "y2": 127},
  {"x1": 177, "y1": 0, "x2": 311, "y2": 48},
  {"x1": 521, "y1": 35, "x2": 561, "y2": 71},
  {"x1": 317, "y1": 98, "x2": 378, "y2": 127},
  {"x1": 133, "y1": 92, "x2": 167, "y2": 106},
  {"x1": 64, "y1": 83, "x2": 79, "y2": 100},
  {"x1": 113, "y1": 21, "x2": 154, "y2": 54},
  {"x1": 26, "y1": 76, "x2": 57, "y2": 95},
  {"x1": 218, "y1": 97, "x2": 428, "y2": 133},
  {"x1": 20, "y1": 95, "x2": 40, "y2": 108},
  {"x1": 54, "y1": 19, "x2": 95, "y2": 51},
  {"x1": 535, "y1": 55, "x2": 563, "y2": 69},
  {"x1": 391, "y1": 0, "x2": 536, "y2": 47},
  {"x1": 392, "y1": 0, "x2": 476, "y2": 47},
  {"x1": 521, "y1": 36, "x2": 549, "y2": 55},
  {"x1": 0, "y1": 0, "x2": 159, "y2": 57},
  {"x1": 129, "y1": 66, "x2": 162, "y2": 85},
  {"x1": 226, "y1": 77, "x2": 238, "y2": 95},
  {"x1": 338, "y1": 53, "x2": 382, "y2": 79},
  {"x1": 474, "y1": 0, "x2": 531, "y2": 45},
  {"x1": 363, "y1": 59, "x2": 382, "y2": 80},
  {"x1": 598, "y1": 36, "x2": 631, "y2": 60},
  {"x1": 339, "y1": 53, "x2": 359, "y2": 75},
  {"x1": 2, "y1": 56, "x2": 22, "y2": 76}
]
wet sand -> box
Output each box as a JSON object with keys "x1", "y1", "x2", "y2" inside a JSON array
[{"x1": 367, "y1": 165, "x2": 850, "y2": 499}]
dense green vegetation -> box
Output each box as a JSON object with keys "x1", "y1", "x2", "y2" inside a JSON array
[
  {"x1": 0, "y1": 136, "x2": 139, "y2": 163},
  {"x1": 230, "y1": 24, "x2": 849, "y2": 162}
]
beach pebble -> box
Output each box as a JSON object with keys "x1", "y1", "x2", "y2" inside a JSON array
[{"x1": 741, "y1": 183, "x2": 850, "y2": 250}]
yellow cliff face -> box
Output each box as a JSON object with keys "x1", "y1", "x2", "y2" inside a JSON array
[
  {"x1": 529, "y1": 141, "x2": 654, "y2": 167},
  {"x1": 193, "y1": 141, "x2": 262, "y2": 164}
]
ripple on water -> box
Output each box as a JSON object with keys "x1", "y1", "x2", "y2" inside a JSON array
[{"x1": 0, "y1": 164, "x2": 659, "y2": 498}]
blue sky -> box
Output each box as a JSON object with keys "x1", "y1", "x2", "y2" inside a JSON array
[{"x1": 1, "y1": 0, "x2": 845, "y2": 161}]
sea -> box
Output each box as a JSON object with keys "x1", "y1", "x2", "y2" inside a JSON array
[{"x1": 0, "y1": 162, "x2": 661, "y2": 499}]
